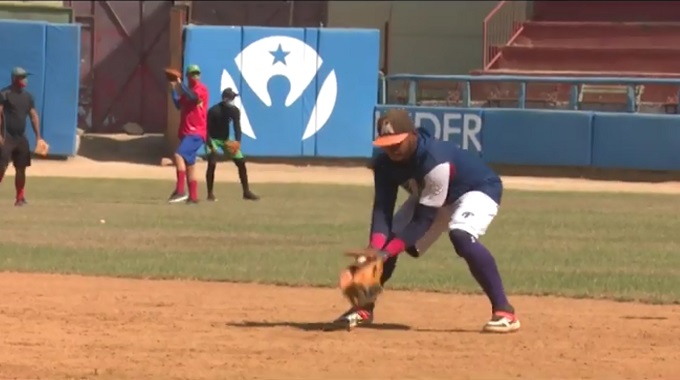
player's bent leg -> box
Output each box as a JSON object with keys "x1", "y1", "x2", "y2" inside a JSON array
[
  {"x1": 14, "y1": 167, "x2": 27, "y2": 206},
  {"x1": 12, "y1": 139, "x2": 31, "y2": 206},
  {"x1": 186, "y1": 163, "x2": 199, "y2": 204},
  {"x1": 206, "y1": 154, "x2": 218, "y2": 202},
  {"x1": 407, "y1": 204, "x2": 453, "y2": 258},
  {"x1": 169, "y1": 141, "x2": 190, "y2": 203},
  {"x1": 172, "y1": 135, "x2": 203, "y2": 204},
  {"x1": 232, "y1": 154, "x2": 259, "y2": 201},
  {"x1": 447, "y1": 191, "x2": 519, "y2": 333},
  {"x1": 0, "y1": 157, "x2": 9, "y2": 185},
  {"x1": 449, "y1": 229, "x2": 519, "y2": 333}
]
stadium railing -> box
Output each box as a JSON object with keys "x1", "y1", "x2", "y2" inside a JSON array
[{"x1": 379, "y1": 74, "x2": 680, "y2": 113}]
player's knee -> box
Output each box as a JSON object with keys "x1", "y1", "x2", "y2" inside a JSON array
[
  {"x1": 448, "y1": 228, "x2": 476, "y2": 258},
  {"x1": 233, "y1": 158, "x2": 246, "y2": 168}
]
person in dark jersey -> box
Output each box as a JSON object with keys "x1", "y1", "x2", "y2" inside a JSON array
[
  {"x1": 333, "y1": 109, "x2": 520, "y2": 334},
  {"x1": 0, "y1": 67, "x2": 42, "y2": 207},
  {"x1": 204, "y1": 88, "x2": 259, "y2": 201}
]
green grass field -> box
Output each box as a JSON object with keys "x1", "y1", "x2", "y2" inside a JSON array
[{"x1": 1, "y1": 177, "x2": 679, "y2": 304}]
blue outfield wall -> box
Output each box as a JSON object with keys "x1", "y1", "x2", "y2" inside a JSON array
[
  {"x1": 374, "y1": 105, "x2": 680, "y2": 171},
  {"x1": 181, "y1": 26, "x2": 680, "y2": 171},
  {"x1": 591, "y1": 113, "x2": 680, "y2": 171},
  {"x1": 0, "y1": 20, "x2": 80, "y2": 157},
  {"x1": 183, "y1": 25, "x2": 380, "y2": 158}
]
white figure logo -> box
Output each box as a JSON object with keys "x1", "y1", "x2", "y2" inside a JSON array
[{"x1": 220, "y1": 35, "x2": 338, "y2": 141}]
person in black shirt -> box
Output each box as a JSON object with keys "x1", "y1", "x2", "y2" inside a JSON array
[
  {"x1": 204, "y1": 88, "x2": 259, "y2": 201},
  {"x1": 0, "y1": 67, "x2": 43, "y2": 206}
]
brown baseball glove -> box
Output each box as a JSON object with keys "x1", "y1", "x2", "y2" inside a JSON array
[
  {"x1": 164, "y1": 68, "x2": 182, "y2": 82},
  {"x1": 34, "y1": 139, "x2": 49, "y2": 157},
  {"x1": 339, "y1": 248, "x2": 386, "y2": 308},
  {"x1": 225, "y1": 140, "x2": 241, "y2": 155}
]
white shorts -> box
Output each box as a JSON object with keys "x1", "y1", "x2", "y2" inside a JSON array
[{"x1": 392, "y1": 191, "x2": 499, "y2": 257}]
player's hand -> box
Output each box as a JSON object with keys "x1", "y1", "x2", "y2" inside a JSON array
[{"x1": 0, "y1": 135, "x2": 4, "y2": 146}]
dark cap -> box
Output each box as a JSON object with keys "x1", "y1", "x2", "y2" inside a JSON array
[
  {"x1": 11, "y1": 67, "x2": 30, "y2": 77},
  {"x1": 373, "y1": 109, "x2": 415, "y2": 147},
  {"x1": 222, "y1": 87, "x2": 239, "y2": 100}
]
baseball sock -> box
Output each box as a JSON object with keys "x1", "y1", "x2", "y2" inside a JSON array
[
  {"x1": 449, "y1": 229, "x2": 510, "y2": 311},
  {"x1": 188, "y1": 180, "x2": 198, "y2": 201},
  {"x1": 380, "y1": 255, "x2": 398, "y2": 286},
  {"x1": 176, "y1": 170, "x2": 186, "y2": 194},
  {"x1": 206, "y1": 162, "x2": 216, "y2": 195},
  {"x1": 15, "y1": 175, "x2": 25, "y2": 200},
  {"x1": 233, "y1": 159, "x2": 250, "y2": 192}
]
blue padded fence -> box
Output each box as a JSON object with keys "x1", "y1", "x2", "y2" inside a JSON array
[
  {"x1": 181, "y1": 27, "x2": 680, "y2": 171},
  {"x1": 373, "y1": 74, "x2": 680, "y2": 171},
  {"x1": 183, "y1": 25, "x2": 380, "y2": 158},
  {"x1": 374, "y1": 104, "x2": 680, "y2": 171},
  {"x1": 0, "y1": 20, "x2": 80, "y2": 157}
]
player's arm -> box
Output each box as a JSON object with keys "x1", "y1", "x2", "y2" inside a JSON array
[
  {"x1": 383, "y1": 163, "x2": 451, "y2": 258},
  {"x1": 369, "y1": 166, "x2": 399, "y2": 250},
  {"x1": 28, "y1": 93, "x2": 41, "y2": 140},
  {"x1": 176, "y1": 81, "x2": 199, "y2": 103},
  {"x1": 170, "y1": 86, "x2": 181, "y2": 110},
  {"x1": 230, "y1": 107, "x2": 242, "y2": 142}
]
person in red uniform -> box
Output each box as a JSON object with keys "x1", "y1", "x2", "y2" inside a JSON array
[{"x1": 168, "y1": 64, "x2": 209, "y2": 204}]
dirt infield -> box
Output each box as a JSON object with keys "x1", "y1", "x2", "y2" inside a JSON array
[
  {"x1": 2, "y1": 273, "x2": 679, "y2": 380},
  {"x1": 2, "y1": 154, "x2": 680, "y2": 379}
]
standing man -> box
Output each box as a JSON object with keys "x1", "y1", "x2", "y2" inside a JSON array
[
  {"x1": 168, "y1": 64, "x2": 209, "y2": 204},
  {"x1": 0, "y1": 67, "x2": 43, "y2": 206},
  {"x1": 334, "y1": 109, "x2": 520, "y2": 333},
  {"x1": 205, "y1": 88, "x2": 259, "y2": 201}
]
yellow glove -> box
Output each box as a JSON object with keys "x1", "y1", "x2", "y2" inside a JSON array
[{"x1": 339, "y1": 248, "x2": 385, "y2": 308}]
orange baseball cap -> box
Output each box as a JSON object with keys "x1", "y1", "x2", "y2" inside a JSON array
[{"x1": 373, "y1": 109, "x2": 416, "y2": 148}]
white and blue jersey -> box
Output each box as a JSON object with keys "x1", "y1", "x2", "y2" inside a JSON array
[{"x1": 370, "y1": 128, "x2": 503, "y2": 254}]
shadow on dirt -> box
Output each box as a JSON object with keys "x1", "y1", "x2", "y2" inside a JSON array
[
  {"x1": 225, "y1": 320, "x2": 411, "y2": 332},
  {"x1": 413, "y1": 328, "x2": 484, "y2": 334},
  {"x1": 620, "y1": 315, "x2": 668, "y2": 321}
]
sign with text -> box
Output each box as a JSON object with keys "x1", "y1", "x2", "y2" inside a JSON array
[{"x1": 374, "y1": 106, "x2": 483, "y2": 156}]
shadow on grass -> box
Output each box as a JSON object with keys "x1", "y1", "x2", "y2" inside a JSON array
[{"x1": 225, "y1": 320, "x2": 411, "y2": 332}]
